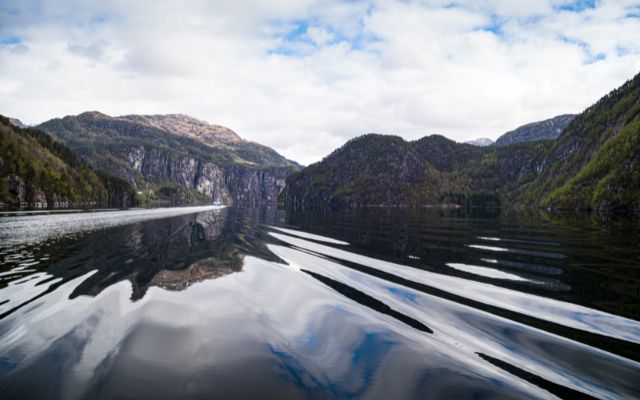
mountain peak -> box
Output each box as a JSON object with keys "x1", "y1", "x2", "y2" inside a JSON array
[
  {"x1": 117, "y1": 113, "x2": 242, "y2": 145},
  {"x1": 76, "y1": 111, "x2": 111, "y2": 120},
  {"x1": 465, "y1": 138, "x2": 494, "y2": 147}
]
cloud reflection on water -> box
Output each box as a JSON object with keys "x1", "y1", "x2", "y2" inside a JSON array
[{"x1": 0, "y1": 207, "x2": 639, "y2": 399}]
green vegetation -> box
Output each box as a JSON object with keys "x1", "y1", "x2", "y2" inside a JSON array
[
  {"x1": 544, "y1": 119, "x2": 640, "y2": 211},
  {"x1": 0, "y1": 116, "x2": 136, "y2": 208},
  {"x1": 526, "y1": 71, "x2": 640, "y2": 211},
  {"x1": 285, "y1": 71, "x2": 640, "y2": 213},
  {"x1": 136, "y1": 183, "x2": 212, "y2": 205}
]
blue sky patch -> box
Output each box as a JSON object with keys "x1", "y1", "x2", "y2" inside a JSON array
[
  {"x1": 556, "y1": 0, "x2": 597, "y2": 12},
  {"x1": 481, "y1": 14, "x2": 504, "y2": 37},
  {"x1": 284, "y1": 19, "x2": 311, "y2": 43},
  {"x1": 0, "y1": 35, "x2": 22, "y2": 45},
  {"x1": 625, "y1": 11, "x2": 640, "y2": 19},
  {"x1": 268, "y1": 14, "x2": 380, "y2": 57},
  {"x1": 0, "y1": 4, "x2": 20, "y2": 16},
  {"x1": 616, "y1": 46, "x2": 631, "y2": 57},
  {"x1": 558, "y1": 34, "x2": 608, "y2": 64},
  {"x1": 586, "y1": 52, "x2": 606, "y2": 64}
]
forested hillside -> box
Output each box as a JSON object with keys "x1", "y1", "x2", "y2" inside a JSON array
[{"x1": 0, "y1": 116, "x2": 135, "y2": 208}]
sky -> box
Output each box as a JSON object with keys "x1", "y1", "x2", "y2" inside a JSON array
[{"x1": 1, "y1": 0, "x2": 640, "y2": 165}]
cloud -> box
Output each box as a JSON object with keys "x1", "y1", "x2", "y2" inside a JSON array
[
  {"x1": 0, "y1": 0, "x2": 639, "y2": 165},
  {"x1": 67, "y1": 39, "x2": 108, "y2": 61}
]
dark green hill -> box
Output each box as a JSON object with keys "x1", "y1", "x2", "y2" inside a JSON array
[
  {"x1": 285, "y1": 71, "x2": 640, "y2": 213},
  {"x1": 0, "y1": 116, "x2": 135, "y2": 208},
  {"x1": 284, "y1": 134, "x2": 434, "y2": 208},
  {"x1": 37, "y1": 112, "x2": 300, "y2": 206},
  {"x1": 284, "y1": 133, "x2": 551, "y2": 211}
]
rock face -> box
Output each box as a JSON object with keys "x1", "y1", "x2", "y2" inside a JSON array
[
  {"x1": 285, "y1": 71, "x2": 640, "y2": 212},
  {"x1": 196, "y1": 163, "x2": 231, "y2": 204},
  {"x1": 37, "y1": 112, "x2": 300, "y2": 206},
  {"x1": 495, "y1": 114, "x2": 576, "y2": 147},
  {"x1": 224, "y1": 165, "x2": 289, "y2": 207},
  {"x1": 5, "y1": 173, "x2": 69, "y2": 208}
]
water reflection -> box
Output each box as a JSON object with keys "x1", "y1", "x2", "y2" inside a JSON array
[{"x1": 0, "y1": 207, "x2": 639, "y2": 399}]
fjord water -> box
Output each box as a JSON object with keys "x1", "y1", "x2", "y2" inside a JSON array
[{"x1": 0, "y1": 207, "x2": 639, "y2": 399}]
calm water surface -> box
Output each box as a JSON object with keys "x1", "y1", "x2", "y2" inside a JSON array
[{"x1": 0, "y1": 206, "x2": 639, "y2": 399}]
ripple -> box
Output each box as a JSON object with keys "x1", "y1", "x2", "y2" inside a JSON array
[
  {"x1": 446, "y1": 263, "x2": 529, "y2": 281},
  {"x1": 467, "y1": 244, "x2": 568, "y2": 259},
  {"x1": 1, "y1": 208, "x2": 638, "y2": 399},
  {"x1": 269, "y1": 231, "x2": 640, "y2": 344},
  {"x1": 268, "y1": 226, "x2": 350, "y2": 245}
]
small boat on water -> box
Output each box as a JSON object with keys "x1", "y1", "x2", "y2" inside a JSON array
[{"x1": 212, "y1": 200, "x2": 225, "y2": 208}]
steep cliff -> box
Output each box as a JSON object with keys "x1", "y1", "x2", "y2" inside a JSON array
[
  {"x1": 37, "y1": 112, "x2": 299, "y2": 206},
  {"x1": 0, "y1": 116, "x2": 136, "y2": 208},
  {"x1": 285, "y1": 71, "x2": 640, "y2": 212}
]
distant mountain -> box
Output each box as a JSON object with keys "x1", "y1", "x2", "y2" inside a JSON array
[
  {"x1": 38, "y1": 112, "x2": 300, "y2": 206},
  {"x1": 285, "y1": 71, "x2": 640, "y2": 212},
  {"x1": 0, "y1": 116, "x2": 135, "y2": 208},
  {"x1": 495, "y1": 114, "x2": 575, "y2": 147},
  {"x1": 465, "y1": 138, "x2": 494, "y2": 146}
]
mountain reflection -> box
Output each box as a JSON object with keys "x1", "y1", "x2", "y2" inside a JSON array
[{"x1": 0, "y1": 207, "x2": 283, "y2": 312}]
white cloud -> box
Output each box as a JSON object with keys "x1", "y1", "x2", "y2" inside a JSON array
[
  {"x1": 0, "y1": 0, "x2": 639, "y2": 165},
  {"x1": 305, "y1": 26, "x2": 336, "y2": 46}
]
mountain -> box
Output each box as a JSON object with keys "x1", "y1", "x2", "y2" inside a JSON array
[
  {"x1": 465, "y1": 138, "x2": 494, "y2": 146},
  {"x1": 37, "y1": 112, "x2": 300, "y2": 206},
  {"x1": 495, "y1": 114, "x2": 575, "y2": 146},
  {"x1": 284, "y1": 132, "x2": 550, "y2": 210},
  {"x1": 8, "y1": 118, "x2": 27, "y2": 128},
  {"x1": 524, "y1": 73, "x2": 640, "y2": 211},
  {"x1": 0, "y1": 116, "x2": 135, "y2": 208},
  {"x1": 284, "y1": 134, "x2": 435, "y2": 209},
  {"x1": 284, "y1": 71, "x2": 640, "y2": 212}
]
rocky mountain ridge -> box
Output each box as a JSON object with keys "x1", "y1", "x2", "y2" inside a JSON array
[
  {"x1": 495, "y1": 114, "x2": 576, "y2": 147},
  {"x1": 118, "y1": 114, "x2": 242, "y2": 146},
  {"x1": 37, "y1": 112, "x2": 299, "y2": 207}
]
